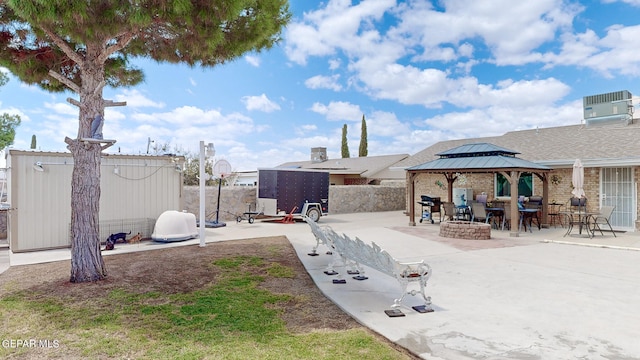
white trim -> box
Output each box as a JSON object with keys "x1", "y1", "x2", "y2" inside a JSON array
[{"x1": 537, "y1": 158, "x2": 640, "y2": 168}]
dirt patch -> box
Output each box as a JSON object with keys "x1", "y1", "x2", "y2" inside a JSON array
[{"x1": 0, "y1": 236, "x2": 419, "y2": 358}]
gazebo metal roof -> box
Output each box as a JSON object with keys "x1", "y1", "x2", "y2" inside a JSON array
[
  {"x1": 407, "y1": 143, "x2": 550, "y2": 172},
  {"x1": 436, "y1": 142, "x2": 519, "y2": 157}
]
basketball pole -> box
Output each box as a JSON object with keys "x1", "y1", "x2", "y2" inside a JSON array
[{"x1": 199, "y1": 141, "x2": 206, "y2": 247}]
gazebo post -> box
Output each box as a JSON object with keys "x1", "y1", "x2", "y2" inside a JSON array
[
  {"x1": 445, "y1": 172, "x2": 457, "y2": 203},
  {"x1": 409, "y1": 172, "x2": 417, "y2": 226},
  {"x1": 541, "y1": 173, "x2": 549, "y2": 228},
  {"x1": 509, "y1": 170, "x2": 521, "y2": 237}
]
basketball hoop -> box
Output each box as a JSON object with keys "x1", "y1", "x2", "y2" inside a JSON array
[{"x1": 213, "y1": 159, "x2": 232, "y2": 179}]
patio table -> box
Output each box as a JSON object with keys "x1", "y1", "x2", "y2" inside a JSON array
[
  {"x1": 561, "y1": 211, "x2": 598, "y2": 238},
  {"x1": 485, "y1": 207, "x2": 504, "y2": 229}
]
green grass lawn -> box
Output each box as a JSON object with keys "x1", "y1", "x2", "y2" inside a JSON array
[{"x1": 0, "y1": 254, "x2": 414, "y2": 359}]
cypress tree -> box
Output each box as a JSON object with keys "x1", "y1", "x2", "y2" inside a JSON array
[
  {"x1": 341, "y1": 124, "x2": 350, "y2": 158},
  {"x1": 30, "y1": 134, "x2": 36, "y2": 149},
  {"x1": 359, "y1": 114, "x2": 368, "y2": 157}
]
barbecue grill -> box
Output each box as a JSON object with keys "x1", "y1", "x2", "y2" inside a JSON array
[{"x1": 418, "y1": 195, "x2": 441, "y2": 224}]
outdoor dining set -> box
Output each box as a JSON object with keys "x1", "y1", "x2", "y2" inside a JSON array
[
  {"x1": 433, "y1": 195, "x2": 616, "y2": 238},
  {"x1": 439, "y1": 196, "x2": 543, "y2": 233}
]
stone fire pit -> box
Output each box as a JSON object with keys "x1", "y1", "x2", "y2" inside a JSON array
[{"x1": 439, "y1": 221, "x2": 491, "y2": 240}]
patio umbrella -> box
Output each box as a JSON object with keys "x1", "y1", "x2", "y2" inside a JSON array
[{"x1": 571, "y1": 159, "x2": 586, "y2": 198}]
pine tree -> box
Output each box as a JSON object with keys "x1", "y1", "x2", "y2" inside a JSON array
[
  {"x1": 0, "y1": 1, "x2": 290, "y2": 283},
  {"x1": 341, "y1": 124, "x2": 350, "y2": 158},
  {"x1": 359, "y1": 114, "x2": 368, "y2": 157},
  {"x1": 0, "y1": 114, "x2": 20, "y2": 149},
  {"x1": 0, "y1": 74, "x2": 20, "y2": 149}
]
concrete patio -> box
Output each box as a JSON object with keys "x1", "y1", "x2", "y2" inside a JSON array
[{"x1": 2, "y1": 211, "x2": 639, "y2": 359}]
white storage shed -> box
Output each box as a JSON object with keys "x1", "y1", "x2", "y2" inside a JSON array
[{"x1": 6, "y1": 150, "x2": 185, "y2": 252}]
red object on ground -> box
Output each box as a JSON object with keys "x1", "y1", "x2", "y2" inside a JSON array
[{"x1": 279, "y1": 206, "x2": 298, "y2": 224}]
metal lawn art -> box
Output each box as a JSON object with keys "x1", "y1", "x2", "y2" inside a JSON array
[{"x1": 305, "y1": 217, "x2": 433, "y2": 316}]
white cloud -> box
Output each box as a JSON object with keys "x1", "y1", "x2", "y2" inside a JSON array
[
  {"x1": 310, "y1": 101, "x2": 362, "y2": 121},
  {"x1": 114, "y1": 89, "x2": 165, "y2": 108},
  {"x1": 304, "y1": 74, "x2": 342, "y2": 91},
  {"x1": 602, "y1": 0, "x2": 640, "y2": 6},
  {"x1": 285, "y1": 0, "x2": 396, "y2": 65},
  {"x1": 44, "y1": 101, "x2": 77, "y2": 115},
  {"x1": 100, "y1": 105, "x2": 267, "y2": 157},
  {"x1": 287, "y1": 0, "x2": 580, "y2": 68},
  {"x1": 245, "y1": 55, "x2": 261, "y2": 67},
  {"x1": 295, "y1": 124, "x2": 318, "y2": 136},
  {"x1": 387, "y1": 128, "x2": 456, "y2": 155},
  {"x1": 367, "y1": 111, "x2": 410, "y2": 137},
  {"x1": 242, "y1": 94, "x2": 281, "y2": 112},
  {"x1": 283, "y1": 0, "x2": 590, "y2": 109},
  {"x1": 422, "y1": 100, "x2": 582, "y2": 140},
  {"x1": 543, "y1": 24, "x2": 640, "y2": 77},
  {"x1": 133, "y1": 105, "x2": 252, "y2": 128},
  {"x1": 356, "y1": 64, "x2": 452, "y2": 108},
  {"x1": 407, "y1": 0, "x2": 579, "y2": 65},
  {"x1": 354, "y1": 54, "x2": 571, "y2": 109}
]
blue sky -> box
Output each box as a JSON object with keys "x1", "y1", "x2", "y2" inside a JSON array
[{"x1": 2, "y1": 0, "x2": 640, "y2": 171}]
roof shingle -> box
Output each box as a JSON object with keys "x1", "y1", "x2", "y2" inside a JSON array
[{"x1": 396, "y1": 121, "x2": 640, "y2": 169}]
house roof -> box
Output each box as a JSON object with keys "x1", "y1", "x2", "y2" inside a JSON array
[
  {"x1": 278, "y1": 153, "x2": 409, "y2": 180},
  {"x1": 395, "y1": 121, "x2": 640, "y2": 169},
  {"x1": 407, "y1": 142, "x2": 550, "y2": 172}
]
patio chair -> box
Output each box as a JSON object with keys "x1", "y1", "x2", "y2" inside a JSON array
[
  {"x1": 528, "y1": 196, "x2": 543, "y2": 207},
  {"x1": 525, "y1": 196, "x2": 543, "y2": 228},
  {"x1": 502, "y1": 202, "x2": 512, "y2": 230},
  {"x1": 486, "y1": 201, "x2": 505, "y2": 229},
  {"x1": 500, "y1": 201, "x2": 531, "y2": 232},
  {"x1": 591, "y1": 205, "x2": 617, "y2": 237},
  {"x1": 442, "y1": 202, "x2": 456, "y2": 221},
  {"x1": 569, "y1": 197, "x2": 587, "y2": 212},
  {"x1": 548, "y1": 202, "x2": 564, "y2": 228},
  {"x1": 470, "y1": 202, "x2": 492, "y2": 223}
]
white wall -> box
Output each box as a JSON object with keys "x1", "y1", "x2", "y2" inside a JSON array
[{"x1": 7, "y1": 150, "x2": 184, "y2": 252}]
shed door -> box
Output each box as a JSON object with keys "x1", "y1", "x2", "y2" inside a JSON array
[{"x1": 600, "y1": 167, "x2": 635, "y2": 230}]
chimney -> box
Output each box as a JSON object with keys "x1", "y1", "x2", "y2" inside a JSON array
[{"x1": 311, "y1": 147, "x2": 327, "y2": 163}]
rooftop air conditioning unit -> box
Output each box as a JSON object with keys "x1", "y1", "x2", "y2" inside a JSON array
[{"x1": 583, "y1": 90, "x2": 633, "y2": 126}]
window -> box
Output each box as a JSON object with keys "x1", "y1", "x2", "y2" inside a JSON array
[{"x1": 496, "y1": 173, "x2": 533, "y2": 197}]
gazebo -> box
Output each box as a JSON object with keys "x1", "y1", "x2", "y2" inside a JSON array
[{"x1": 406, "y1": 143, "x2": 551, "y2": 236}]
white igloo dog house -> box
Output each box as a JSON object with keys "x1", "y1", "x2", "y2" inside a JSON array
[{"x1": 151, "y1": 210, "x2": 198, "y2": 242}]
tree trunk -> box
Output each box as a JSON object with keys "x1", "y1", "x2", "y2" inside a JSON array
[
  {"x1": 68, "y1": 57, "x2": 107, "y2": 283},
  {"x1": 68, "y1": 140, "x2": 106, "y2": 282}
]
